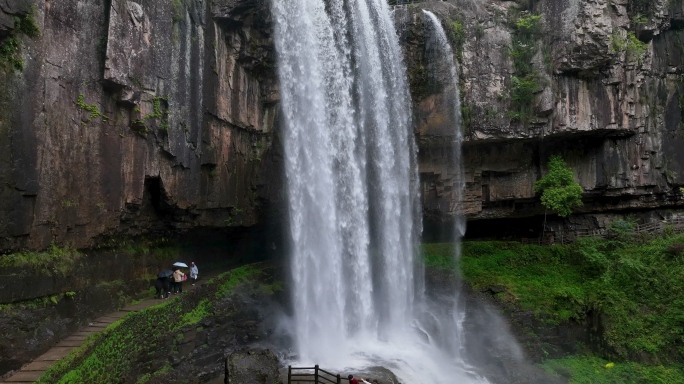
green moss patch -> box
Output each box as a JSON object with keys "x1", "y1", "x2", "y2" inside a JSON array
[{"x1": 0, "y1": 244, "x2": 81, "y2": 275}]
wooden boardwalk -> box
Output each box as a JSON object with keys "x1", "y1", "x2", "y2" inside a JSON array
[{"x1": 1, "y1": 283, "x2": 203, "y2": 383}]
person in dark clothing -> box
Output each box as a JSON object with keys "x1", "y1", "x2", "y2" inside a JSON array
[
  {"x1": 348, "y1": 375, "x2": 359, "y2": 384},
  {"x1": 154, "y1": 276, "x2": 170, "y2": 299}
]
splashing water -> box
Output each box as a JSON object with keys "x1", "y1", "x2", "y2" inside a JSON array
[{"x1": 273, "y1": 1, "x2": 486, "y2": 382}]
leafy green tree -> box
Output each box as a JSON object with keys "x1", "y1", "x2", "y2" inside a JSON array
[{"x1": 535, "y1": 155, "x2": 583, "y2": 217}]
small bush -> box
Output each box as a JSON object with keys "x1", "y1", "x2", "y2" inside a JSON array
[{"x1": 534, "y1": 156, "x2": 583, "y2": 217}]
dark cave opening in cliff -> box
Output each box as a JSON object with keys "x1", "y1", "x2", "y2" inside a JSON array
[
  {"x1": 464, "y1": 216, "x2": 547, "y2": 240},
  {"x1": 423, "y1": 216, "x2": 546, "y2": 242},
  {"x1": 144, "y1": 176, "x2": 172, "y2": 218}
]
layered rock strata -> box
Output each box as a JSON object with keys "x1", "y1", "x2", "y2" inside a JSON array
[
  {"x1": 3, "y1": 0, "x2": 684, "y2": 250},
  {"x1": 410, "y1": 0, "x2": 684, "y2": 226},
  {"x1": 0, "y1": 0, "x2": 281, "y2": 251}
]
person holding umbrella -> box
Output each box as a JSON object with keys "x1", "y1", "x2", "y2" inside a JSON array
[{"x1": 155, "y1": 270, "x2": 173, "y2": 299}]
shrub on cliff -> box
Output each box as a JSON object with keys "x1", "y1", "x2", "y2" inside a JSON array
[{"x1": 535, "y1": 156, "x2": 583, "y2": 217}]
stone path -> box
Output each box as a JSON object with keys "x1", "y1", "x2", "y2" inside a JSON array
[{"x1": 1, "y1": 282, "x2": 204, "y2": 383}]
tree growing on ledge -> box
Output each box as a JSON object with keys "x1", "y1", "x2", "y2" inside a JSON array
[{"x1": 535, "y1": 156, "x2": 583, "y2": 217}]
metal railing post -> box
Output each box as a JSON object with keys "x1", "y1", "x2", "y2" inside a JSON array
[
  {"x1": 288, "y1": 365, "x2": 292, "y2": 384},
  {"x1": 315, "y1": 365, "x2": 319, "y2": 383},
  {"x1": 337, "y1": 374, "x2": 341, "y2": 384}
]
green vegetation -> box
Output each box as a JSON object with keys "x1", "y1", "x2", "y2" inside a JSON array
[
  {"x1": 508, "y1": 13, "x2": 544, "y2": 124},
  {"x1": 112, "y1": 238, "x2": 180, "y2": 261},
  {"x1": 132, "y1": 96, "x2": 169, "y2": 133},
  {"x1": 425, "y1": 232, "x2": 684, "y2": 360},
  {"x1": 448, "y1": 20, "x2": 465, "y2": 61},
  {"x1": 38, "y1": 263, "x2": 273, "y2": 383},
  {"x1": 176, "y1": 298, "x2": 210, "y2": 329},
  {"x1": 0, "y1": 37, "x2": 24, "y2": 71},
  {"x1": 0, "y1": 8, "x2": 40, "y2": 71},
  {"x1": 136, "y1": 364, "x2": 172, "y2": 384},
  {"x1": 214, "y1": 264, "x2": 261, "y2": 298},
  {"x1": 76, "y1": 94, "x2": 109, "y2": 123},
  {"x1": 610, "y1": 30, "x2": 648, "y2": 62},
  {"x1": 0, "y1": 244, "x2": 82, "y2": 276},
  {"x1": 0, "y1": 293, "x2": 64, "y2": 312},
  {"x1": 534, "y1": 156, "x2": 583, "y2": 217},
  {"x1": 631, "y1": 14, "x2": 648, "y2": 26},
  {"x1": 543, "y1": 356, "x2": 684, "y2": 384},
  {"x1": 16, "y1": 11, "x2": 40, "y2": 38}
]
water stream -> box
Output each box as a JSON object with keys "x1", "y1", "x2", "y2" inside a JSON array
[
  {"x1": 272, "y1": 1, "x2": 486, "y2": 382},
  {"x1": 422, "y1": 8, "x2": 468, "y2": 361}
]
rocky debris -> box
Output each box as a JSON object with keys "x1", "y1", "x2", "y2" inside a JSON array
[{"x1": 226, "y1": 348, "x2": 280, "y2": 384}]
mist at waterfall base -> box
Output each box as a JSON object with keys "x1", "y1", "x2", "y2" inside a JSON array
[{"x1": 271, "y1": 1, "x2": 488, "y2": 382}]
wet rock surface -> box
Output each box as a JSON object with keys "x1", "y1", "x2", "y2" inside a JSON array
[{"x1": 226, "y1": 348, "x2": 280, "y2": 384}]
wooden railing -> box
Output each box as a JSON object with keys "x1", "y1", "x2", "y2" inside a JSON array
[
  {"x1": 288, "y1": 365, "x2": 350, "y2": 384},
  {"x1": 520, "y1": 217, "x2": 684, "y2": 246}
]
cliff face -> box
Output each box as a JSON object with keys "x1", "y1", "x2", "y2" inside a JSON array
[
  {"x1": 0, "y1": 0, "x2": 282, "y2": 251},
  {"x1": 3, "y1": 0, "x2": 684, "y2": 251},
  {"x1": 411, "y1": 0, "x2": 684, "y2": 228}
]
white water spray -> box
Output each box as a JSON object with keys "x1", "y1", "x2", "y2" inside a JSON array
[
  {"x1": 422, "y1": 8, "x2": 468, "y2": 361},
  {"x1": 273, "y1": 1, "x2": 485, "y2": 382}
]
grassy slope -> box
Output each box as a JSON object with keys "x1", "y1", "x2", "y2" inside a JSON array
[
  {"x1": 423, "y1": 234, "x2": 684, "y2": 383},
  {"x1": 37, "y1": 263, "x2": 276, "y2": 384}
]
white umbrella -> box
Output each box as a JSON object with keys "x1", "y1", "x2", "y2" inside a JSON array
[{"x1": 173, "y1": 262, "x2": 188, "y2": 268}]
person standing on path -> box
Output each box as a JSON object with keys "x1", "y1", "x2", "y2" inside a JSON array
[
  {"x1": 190, "y1": 262, "x2": 198, "y2": 286},
  {"x1": 154, "y1": 276, "x2": 170, "y2": 299},
  {"x1": 348, "y1": 375, "x2": 359, "y2": 384},
  {"x1": 173, "y1": 267, "x2": 185, "y2": 294}
]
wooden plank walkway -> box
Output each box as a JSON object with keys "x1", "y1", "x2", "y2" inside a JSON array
[{"x1": 1, "y1": 280, "x2": 205, "y2": 383}]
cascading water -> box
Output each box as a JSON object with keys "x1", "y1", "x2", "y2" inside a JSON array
[
  {"x1": 422, "y1": 9, "x2": 468, "y2": 360},
  {"x1": 273, "y1": 1, "x2": 487, "y2": 382}
]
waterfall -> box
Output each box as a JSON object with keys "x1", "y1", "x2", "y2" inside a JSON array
[
  {"x1": 423, "y1": 8, "x2": 467, "y2": 360},
  {"x1": 273, "y1": 1, "x2": 485, "y2": 382}
]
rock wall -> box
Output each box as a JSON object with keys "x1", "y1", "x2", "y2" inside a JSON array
[
  {"x1": 0, "y1": 0, "x2": 282, "y2": 252},
  {"x1": 4, "y1": 0, "x2": 684, "y2": 251},
  {"x1": 409, "y1": 0, "x2": 684, "y2": 226}
]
